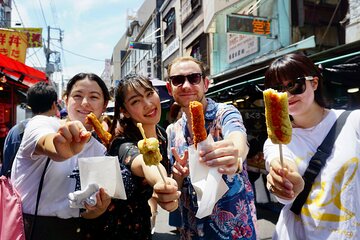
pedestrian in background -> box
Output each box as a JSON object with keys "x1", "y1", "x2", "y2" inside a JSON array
[
  {"x1": 1, "y1": 82, "x2": 58, "y2": 176},
  {"x1": 166, "y1": 56, "x2": 257, "y2": 239},
  {"x1": 11, "y1": 73, "x2": 112, "y2": 239},
  {"x1": 264, "y1": 52, "x2": 360, "y2": 239}
]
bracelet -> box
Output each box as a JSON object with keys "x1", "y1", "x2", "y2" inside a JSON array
[{"x1": 235, "y1": 157, "x2": 242, "y2": 173}]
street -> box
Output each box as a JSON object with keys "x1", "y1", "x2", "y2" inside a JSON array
[{"x1": 153, "y1": 202, "x2": 281, "y2": 240}]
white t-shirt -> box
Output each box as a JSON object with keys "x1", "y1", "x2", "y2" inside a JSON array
[
  {"x1": 264, "y1": 109, "x2": 360, "y2": 240},
  {"x1": 11, "y1": 115, "x2": 106, "y2": 219}
]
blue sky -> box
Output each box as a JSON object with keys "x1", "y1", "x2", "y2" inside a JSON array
[{"x1": 12, "y1": 0, "x2": 144, "y2": 82}]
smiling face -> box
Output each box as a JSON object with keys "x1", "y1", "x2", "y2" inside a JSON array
[
  {"x1": 166, "y1": 59, "x2": 209, "y2": 109},
  {"x1": 65, "y1": 77, "x2": 107, "y2": 130},
  {"x1": 121, "y1": 85, "x2": 161, "y2": 127}
]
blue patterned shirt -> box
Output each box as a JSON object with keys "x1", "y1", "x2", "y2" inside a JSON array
[{"x1": 168, "y1": 98, "x2": 257, "y2": 240}]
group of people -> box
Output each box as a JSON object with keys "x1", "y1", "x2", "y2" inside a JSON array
[{"x1": 2, "y1": 52, "x2": 359, "y2": 240}]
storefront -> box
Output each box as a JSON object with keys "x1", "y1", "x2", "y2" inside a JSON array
[{"x1": 0, "y1": 53, "x2": 48, "y2": 162}]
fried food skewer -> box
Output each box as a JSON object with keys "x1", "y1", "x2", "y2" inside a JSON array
[
  {"x1": 136, "y1": 123, "x2": 166, "y2": 184},
  {"x1": 263, "y1": 89, "x2": 292, "y2": 167},
  {"x1": 189, "y1": 101, "x2": 207, "y2": 148},
  {"x1": 86, "y1": 112, "x2": 112, "y2": 146}
]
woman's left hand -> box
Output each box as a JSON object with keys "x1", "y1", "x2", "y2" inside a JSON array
[
  {"x1": 82, "y1": 188, "x2": 111, "y2": 219},
  {"x1": 152, "y1": 178, "x2": 181, "y2": 212}
]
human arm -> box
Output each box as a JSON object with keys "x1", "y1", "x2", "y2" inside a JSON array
[
  {"x1": 266, "y1": 157, "x2": 304, "y2": 203},
  {"x1": 152, "y1": 178, "x2": 180, "y2": 212},
  {"x1": 264, "y1": 138, "x2": 304, "y2": 204},
  {"x1": 199, "y1": 104, "x2": 248, "y2": 175},
  {"x1": 35, "y1": 120, "x2": 91, "y2": 161}
]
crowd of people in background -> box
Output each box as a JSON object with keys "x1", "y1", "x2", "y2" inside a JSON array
[{"x1": 1, "y1": 52, "x2": 359, "y2": 240}]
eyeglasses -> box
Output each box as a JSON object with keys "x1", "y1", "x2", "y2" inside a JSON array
[
  {"x1": 169, "y1": 73, "x2": 203, "y2": 86},
  {"x1": 273, "y1": 76, "x2": 314, "y2": 95}
]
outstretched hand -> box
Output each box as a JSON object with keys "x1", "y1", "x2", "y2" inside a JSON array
[
  {"x1": 199, "y1": 139, "x2": 239, "y2": 175},
  {"x1": 153, "y1": 177, "x2": 180, "y2": 212},
  {"x1": 54, "y1": 120, "x2": 91, "y2": 159},
  {"x1": 266, "y1": 159, "x2": 304, "y2": 200}
]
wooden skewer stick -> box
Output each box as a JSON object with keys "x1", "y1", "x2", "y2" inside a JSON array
[
  {"x1": 137, "y1": 123, "x2": 146, "y2": 140},
  {"x1": 279, "y1": 144, "x2": 284, "y2": 168}
]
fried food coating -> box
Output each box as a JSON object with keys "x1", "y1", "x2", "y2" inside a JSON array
[
  {"x1": 86, "y1": 112, "x2": 112, "y2": 145},
  {"x1": 137, "y1": 138, "x2": 162, "y2": 166},
  {"x1": 189, "y1": 101, "x2": 207, "y2": 148},
  {"x1": 263, "y1": 89, "x2": 292, "y2": 144}
]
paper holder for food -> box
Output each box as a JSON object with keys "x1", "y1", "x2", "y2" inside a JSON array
[
  {"x1": 188, "y1": 135, "x2": 229, "y2": 219},
  {"x1": 78, "y1": 156, "x2": 127, "y2": 199}
]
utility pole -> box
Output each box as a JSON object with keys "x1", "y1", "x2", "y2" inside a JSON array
[{"x1": 44, "y1": 26, "x2": 64, "y2": 98}]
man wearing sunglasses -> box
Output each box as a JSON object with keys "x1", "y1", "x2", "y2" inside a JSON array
[{"x1": 165, "y1": 56, "x2": 257, "y2": 239}]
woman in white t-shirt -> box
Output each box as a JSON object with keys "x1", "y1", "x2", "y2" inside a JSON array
[
  {"x1": 12, "y1": 73, "x2": 112, "y2": 239},
  {"x1": 263, "y1": 53, "x2": 360, "y2": 240}
]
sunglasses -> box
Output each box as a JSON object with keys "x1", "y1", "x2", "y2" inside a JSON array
[
  {"x1": 169, "y1": 73, "x2": 203, "y2": 86},
  {"x1": 273, "y1": 76, "x2": 314, "y2": 95}
]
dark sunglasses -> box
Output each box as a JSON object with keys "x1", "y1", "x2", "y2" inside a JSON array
[
  {"x1": 169, "y1": 73, "x2": 203, "y2": 86},
  {"x1": 273, "y1": 76, "x2": 314, "y2": 95}
]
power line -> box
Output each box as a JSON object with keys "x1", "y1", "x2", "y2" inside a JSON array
[
  {"x1": 50, "y1": 42, "x2": 109, "y2": 62},
  {"x1": 13, "y1": 0, "x2": 44, "y2": 67},
  {"x1": 38, "y1": 0, "x2": 48, "y2": 27},
  {"x1": 49, "y1": 0, "x2": 59, "y2": 28}
]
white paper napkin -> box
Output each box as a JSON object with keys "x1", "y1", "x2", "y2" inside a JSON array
[
  {"x1": 78, "y1": 156, "x2": 127, "y2": 199},
  {"x1": 188, "y1": 135, "x2": 229, "y2": 219}
]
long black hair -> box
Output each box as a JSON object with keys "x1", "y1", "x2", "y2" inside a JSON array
[{"x1": 110, "y1": 74, "x2": 158, "y2": 141}]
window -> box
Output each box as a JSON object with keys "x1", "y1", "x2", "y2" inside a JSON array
[{"x1": 163, "y1": 8, "x2": 176, "y2": 43}]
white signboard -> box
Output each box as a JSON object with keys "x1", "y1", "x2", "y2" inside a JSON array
[
  {"x1": 162, "y1": 37, "x2": 180, "y2": 61},
  {"x1": 227, "y1": 34, "x2": 258, "y2": 63},
  {"x1": 227, "y1": 0, "x2": 258, "y2": 63}
]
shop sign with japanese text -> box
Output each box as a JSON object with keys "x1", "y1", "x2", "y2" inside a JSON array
[
  {"x1": 0, "y1": 30, "x2": 28, "y2": 63},
  {"x1": 11, "y1": 28, "x2": 43, "y2": 48},
  {"x1": 227, "y1": 14, "x2": 271, "y2": 36}
]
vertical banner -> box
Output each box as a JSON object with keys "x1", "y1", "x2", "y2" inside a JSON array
[{"x1": 0, "y1": 30, "x2": 28, "y2": 63}]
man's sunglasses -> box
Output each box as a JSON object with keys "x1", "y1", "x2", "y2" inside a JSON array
[
  {"x1": 273, "y1": 76, "x2": 314, "y2": 95},
  {"x1": 169, "y1": 73, "x2": 203, "y2": 86}
]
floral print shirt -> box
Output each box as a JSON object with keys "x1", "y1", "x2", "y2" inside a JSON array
[{"x1": 168, "y1": 98, "x2": 258, "y2": 240}]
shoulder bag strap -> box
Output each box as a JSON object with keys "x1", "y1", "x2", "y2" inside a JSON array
[
  {"x1": 30, "y1": 157, "x2": 51, "y2": 239},
  {"x1": 290, "y1": 110, "x2": 351, "y2": 214}
]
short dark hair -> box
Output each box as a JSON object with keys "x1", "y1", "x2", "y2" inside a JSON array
[
  {"x1": 265, "y1": 52, "x2": 326, "y2": 107},
  {"x1": 27, "y1": 82, "x2": 58, "y2": 114}
]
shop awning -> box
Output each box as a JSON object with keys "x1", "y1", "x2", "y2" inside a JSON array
[{"x1": 0, "y1": 53, "x2": 47, "y2": 87}]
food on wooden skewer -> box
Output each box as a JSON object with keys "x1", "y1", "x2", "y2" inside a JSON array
[
  {"x1": 263, "y1": 88, "x2": 292, "y2": 166},
  {"x1": 137, "y1": 123, "x2": 166, "y2": 183},
  {"x1": 86, "y1": 112, "x2": 112, "y2": 145},
  {"x1": 189, "y1": 101, "x2": 207, "y2": 148}
]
